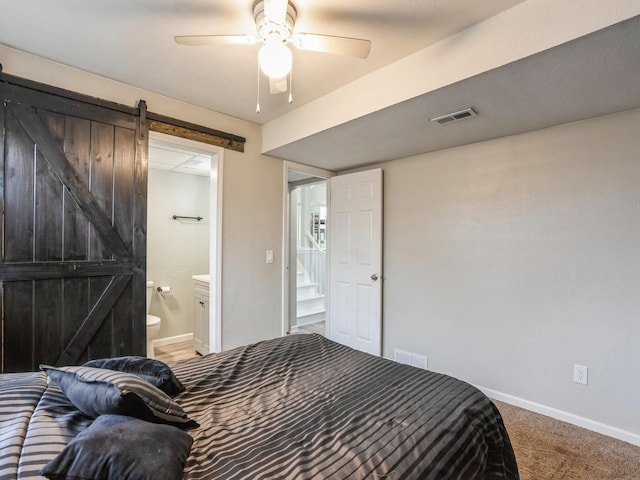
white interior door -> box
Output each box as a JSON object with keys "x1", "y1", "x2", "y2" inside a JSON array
[{"x1": 328, "y1": 168, "x2": 382, "y2": 356}]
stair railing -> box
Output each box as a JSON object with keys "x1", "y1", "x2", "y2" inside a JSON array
[
  {"x1": 299, "y1": 230, "x2": 326, "y2": 296},
  {"x1": 305, "y1": 230, "x2": 325, "y2": 254}
]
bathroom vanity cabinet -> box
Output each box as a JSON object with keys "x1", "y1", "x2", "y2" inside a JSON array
[{"x1": 192, "y1": 275, "x2": 210, "y2": 355}]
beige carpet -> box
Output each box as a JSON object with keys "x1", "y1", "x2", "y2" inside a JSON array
[{"x1": 495, "y1": 401, "x2": 640, "y2": 479}]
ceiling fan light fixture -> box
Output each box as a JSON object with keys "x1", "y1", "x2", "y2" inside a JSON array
[
  {"x1": 263, "y1": 0, "x2": 288, "y2": 24},
  {"x1": 259, "y1": 39, "x2": 292, "y2": 78}
]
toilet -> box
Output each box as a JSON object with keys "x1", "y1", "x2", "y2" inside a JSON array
[{"x1": 146, "y1": 281, "x2": 162, "y2": 358}]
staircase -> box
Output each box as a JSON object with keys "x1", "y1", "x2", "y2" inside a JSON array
[{"x1": 296, "y1": 260, "x2": 326, "y2": 325}]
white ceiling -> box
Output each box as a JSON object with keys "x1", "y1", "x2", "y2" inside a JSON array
[
  {"x1": 0, "y1": 0, "x2": 524, "y2": 125},
  {"x1": 149, "y1": 140, "x2": 212, "y2": 177},
  {"x1": 1, "y1": 1, "x2": 639, "y2": 172}
]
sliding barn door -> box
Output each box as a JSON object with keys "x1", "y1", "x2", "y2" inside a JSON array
[{"x1": 0, "y1": 82, "x2": 147, "y2": 372}]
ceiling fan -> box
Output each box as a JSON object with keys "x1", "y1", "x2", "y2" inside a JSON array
[{"x1": 174, "y1": 0, "x2": 371, "y2": 102}]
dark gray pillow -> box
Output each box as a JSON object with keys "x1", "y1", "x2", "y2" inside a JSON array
[
  {"x1": 39, "y1": 414, "x2": 193, "y2": 480},
  {"x1": 83, "y1": 356, "x2": 184, "y2": 397},
  {"x1": 40, "y1": 365, "x2": 197, "y2": 429}
]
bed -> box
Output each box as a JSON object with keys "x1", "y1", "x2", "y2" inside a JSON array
[{"x1": 0, "y1": 333, "x2": 519, "y2": 479}]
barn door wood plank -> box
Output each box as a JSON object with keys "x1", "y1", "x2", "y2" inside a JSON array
[
  {"x1": 35, "y1": 110, "x2": 66, "y2": 262},
  {"x1": 0, "y1": 99, "x2": 5, "y2": 259},
  {"x1": 56, "y1": 274, "x2": 131, "y2": 366},
  {"x1": 0, "y1": 81, "x2": 136, "y2": 130},
  {"x1": 4, "y1": 106, "x2": 35, "y2": 262},
  {"x1": 62, "y1": 277, "x2": 90, "y2": 364},
  {"x1": 7, "y1": 103, "x2": 130, "y2": 259},
  {"x1": 3, "y1": 281, "x2": 34, "y2": 372},
  {"x1": 34, "y1": 147, "x2": 64, "y2": 261},
  {"x1": 0, "y1": 259, "x2": 133, "y2": 281},
  {"x1": 63, "y1": 116, "x2": 91, "y2": 260},
  {"x1": 110, "y1": 281, "x2": 135, "y2": 357},
  {"x1": 34, "y1": 279, "x2": 64, "y2": 367},
  {"x1": 113, "y1": 126, "x2": 135, "y2": 247},
  {"x1": 0, "y1": 104, "x2": 4, "y2": 372},
  {"x1": 130, "y1": 101, "x2": 148, "y2": 355},
  {"x1": 89, "y1": 121, "x2": 115, "y2": 260},
  {"x1": 87, "y1": 276, "x2": 113, "y2": 359}
]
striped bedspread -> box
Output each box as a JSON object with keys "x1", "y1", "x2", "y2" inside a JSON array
[
  {"x1": 172, "y1": 334, "x2": 519, "y2": 479},
  {"x1": 0, "y1": 333, "x2": 519, "y2": 479},
  {"x1": 0, "y1": 372, "x2": 92, "y2": 479}
]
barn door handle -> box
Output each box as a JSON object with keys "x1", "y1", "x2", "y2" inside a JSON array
[{"x1": 370, "y1": 274, "x2": 379, "y2": 281}]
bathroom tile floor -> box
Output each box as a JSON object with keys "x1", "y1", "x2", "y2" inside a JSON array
[{"x1": 155, "y1": 341, "x2": 199, "y2": 363}]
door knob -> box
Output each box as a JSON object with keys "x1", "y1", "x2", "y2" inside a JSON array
[{"x1": 370, "y1": 274, "x2": 379, "y2": 281}]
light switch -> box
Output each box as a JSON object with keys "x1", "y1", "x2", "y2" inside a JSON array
[{"x1": 266, "y1": 249, "x2": 274, "y2": 264}]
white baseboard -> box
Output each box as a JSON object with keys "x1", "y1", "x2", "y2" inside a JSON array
[
  {"x1": 152, "y1": 333, "x2": 193, "y2": 348},
  {"x1": 477, "y1": 385, "x2": 640, "y2": 448},
  {"x1": 382, "y1": 356, "x2": 640, "y2": 447}
]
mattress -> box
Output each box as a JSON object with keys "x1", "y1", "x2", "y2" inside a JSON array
[{"x1": 0, "y1": 333, "x2": 519, "y2": 479}]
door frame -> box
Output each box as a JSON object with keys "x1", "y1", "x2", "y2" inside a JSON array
[
  {"x1": 281, "y1": 161, "x2": 334, "y2": 337},
  {"x1": 149, "y1": 131, "x2": 224, "y2": 353}
]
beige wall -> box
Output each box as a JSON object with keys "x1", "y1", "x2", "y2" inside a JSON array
[
  {"x1": 1, "y1": 45, "x2": 285, "y2": 351},
  {"x1": 370, "y1": 108, "x2": 640, "y2": 438},
  {"x1": 221, "y1": 151, "x2": 284, "y2": 349}
]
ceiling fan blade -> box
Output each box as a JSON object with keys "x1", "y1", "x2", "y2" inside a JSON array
[
  {"x1": 269, "y1": 76, "x2": 288, "y2": 94},
  {"x1": 293, "y1": 33, "x2": 371, "y2": 59},
  {"x1": 174, "y1": 34, "x2": 257, "y2": 46},
  {"x1": 263, "y1": 0, "x2": 288, "y2": 24}
]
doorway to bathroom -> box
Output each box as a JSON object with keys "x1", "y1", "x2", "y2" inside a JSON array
[{"x1": 147, "y1": 132, "x2": 223, "y2": 356}]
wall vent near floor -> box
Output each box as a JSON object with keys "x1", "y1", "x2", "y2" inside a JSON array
[
  {"x1": 394, "y1": 349, "x2": 428, "y2": 369},
  {"x1": 430, "y1": 107, "x2": 477, "y2": 125}
]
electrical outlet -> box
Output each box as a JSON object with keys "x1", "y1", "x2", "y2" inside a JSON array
[
  {"x1": 265, "y1": 249, "x2": 274, "y2": 264},
  {"x1": 573, "y1": 364, "x2": 588, "y2": 385}
]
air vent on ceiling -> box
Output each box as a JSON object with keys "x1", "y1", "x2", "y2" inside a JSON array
[
  {"x1": 183, "y1": 158, "x2": 205, "y2": 169},
  {"x1": 430, "y1": 107, "x2": 477, "y2": 125}
]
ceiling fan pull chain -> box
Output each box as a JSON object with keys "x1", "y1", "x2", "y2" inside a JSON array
[
  {"x1": 288, "y1": 68, "x2": 293, "y2": 104},
  {"x1": 256, "y1": 62, "x2": 261, "y2": 114}
]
